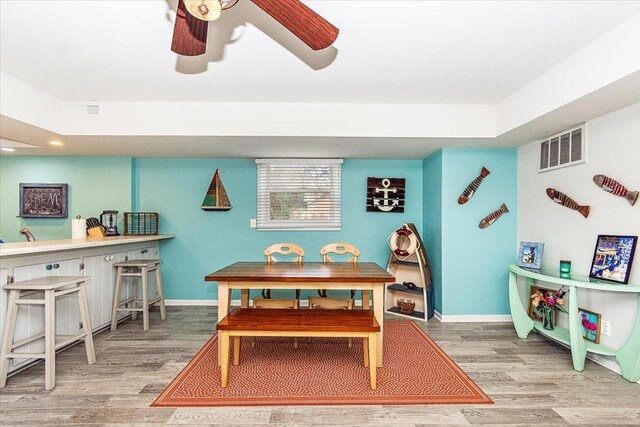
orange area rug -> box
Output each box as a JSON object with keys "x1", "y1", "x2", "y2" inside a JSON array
[{"x1": 152, "y1": 321, "x2": 492, "y2": 406}]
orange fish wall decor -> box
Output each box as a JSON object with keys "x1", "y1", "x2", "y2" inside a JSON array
[
  {"x1": 546, "y1": 188, "x2": 590, "y2": 218},
  {"x1": 459, "y1": 166, "x2": 490, "y2": 204},
  {"x1": 593, "y1": 174, "x2": 638, "y2": 206},
  {"x1": 479, "y1": 203, "x2": 509, "y2": 229}
]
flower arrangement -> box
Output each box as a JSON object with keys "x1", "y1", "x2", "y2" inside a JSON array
[{"x1": 530, "y1": 286, "x2": 569, "y2": 330}]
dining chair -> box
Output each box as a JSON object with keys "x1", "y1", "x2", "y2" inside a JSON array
[
  {"x1": 262, "y1": 242, "x2": 305, "y2": 299},
  {"x1": 244, "y1": 298, "x2": 300, "y2": 350},
  {"x1": 307, "y1": 296, "x2": 355, "y2": 347},
  {"x1": 318, "y1": 242, "x2": 360, "y2": 301}
]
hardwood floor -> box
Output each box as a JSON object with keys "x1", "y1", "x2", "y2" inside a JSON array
[{"x1": 1, "y1": 306, "x2": 639, "y2": 426}]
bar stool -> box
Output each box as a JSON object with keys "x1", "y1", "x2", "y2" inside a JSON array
[
  {"x1": 110, "y1": 259, "x2": 166, "y2": 331},
  {"x1": 0, "y1": 276, "x2": 96, "y2": 390}
]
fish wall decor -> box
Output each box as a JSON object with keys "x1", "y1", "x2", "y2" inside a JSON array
[
  {"x1": 479, "y1": 203, "x2": 509, "y2": 229},
  {"x1": 458, "y1": 166, "x2": 490, "y2": 204},
  {"x1": 593, "y1": 174, "x2": 638, "y2": 206},
  {"x1": 546, "y1": 188, "x2": 590, "y2": 218}
]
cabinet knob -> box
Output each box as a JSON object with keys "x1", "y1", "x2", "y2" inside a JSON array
[
  {"x1": 53, "y1": 263, "x2": 60, "y2": 269},
  {"x1": 141, "y1": 249, "x2": 148, "y2": 254},
  {"x1": 46, "y1": 264, "x2": 53, "y2": 270}
]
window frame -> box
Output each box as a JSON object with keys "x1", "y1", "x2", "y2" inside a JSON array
[{"x1": 255, "y1": 158, "x2": 343, "y2": 231}]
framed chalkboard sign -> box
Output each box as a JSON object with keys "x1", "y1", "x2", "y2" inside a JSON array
[{"x1": 19, "y1": 183, "x2": 68, "y2": 218}]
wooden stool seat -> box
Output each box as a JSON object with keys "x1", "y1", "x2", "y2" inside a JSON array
[
  {"x1": 110, "y1": 259, "x2": 166, "y2": 331},
  {"x1": 0, "y1": 276, "x2": 96, "y2": 390}
]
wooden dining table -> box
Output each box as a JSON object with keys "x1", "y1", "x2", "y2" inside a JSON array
[{"x1": 205, "y1": 262, "x2": 395, "y2": 367}]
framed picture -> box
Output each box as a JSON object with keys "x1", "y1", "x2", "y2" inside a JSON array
[
  {"x1": 19, "y1": 183, "x2": 68, "y2": 218},
  {"x1": 589, "y1": 235, "x2": 638, "y2": 285},
  {"x1": 527, "y1": 286, "x2": 556, "y2": 322},
  {"x1": 517, "y1": 241, "x2": 544, "y2": 270},
  {"x1": 578, "y1": 308, "x2": 601, "y2": 344},
  {"x1": 366, "y1": 177, "x2": 405, "y2": 213}
]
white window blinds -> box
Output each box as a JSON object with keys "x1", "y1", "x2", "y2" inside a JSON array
[{"x1": 256, "y1": 159, "x2": 343, "y2": 230}]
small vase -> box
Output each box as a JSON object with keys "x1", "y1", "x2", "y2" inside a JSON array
[{"x1": 541, "y1": 306, "x2": 554, "y2": 330}]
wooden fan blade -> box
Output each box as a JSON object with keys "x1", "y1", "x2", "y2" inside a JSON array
[
  {"x1": 171, "y1": 0, "x2": 208, "y2": 56},
  {"x1": 250, "y1": 0, "x2": 338, "y2": 50}
]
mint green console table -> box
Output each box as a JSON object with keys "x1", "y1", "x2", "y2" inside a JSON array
[{"x1": 508, "y1": 264, "x2": 640, "y2": 382}]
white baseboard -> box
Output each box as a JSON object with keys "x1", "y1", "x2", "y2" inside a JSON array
[
  {"x1": 437, "y1": 313, "x2": 513, "y2": 323},
  {"x1": 167, "y1": 301, "x2": 507, "y2": 322},
  {"x1": 165, "y1": 299, "x2": 216, "y2": 306},
  {"x1": 165, "y1": 299, "x2": 352, "y2": 308}
]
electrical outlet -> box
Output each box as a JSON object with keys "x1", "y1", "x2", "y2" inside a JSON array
[
  {"x1": 250, "y1": 219, "x2": 257, "y2": 228},
  {"x1": 601, "y1": 320, "x2": 611, "y2": 336}
]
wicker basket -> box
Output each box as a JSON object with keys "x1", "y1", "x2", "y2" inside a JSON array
[
  {"x1": 396, "y1": 299, "x2": 415, "y2": 315},
  {"x1": 124, "y1": 212, "x2": 158, "y2": 235}
]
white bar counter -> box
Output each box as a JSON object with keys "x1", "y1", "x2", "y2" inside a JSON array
[
  {"x1": 0, "y1": 234, "x2": 175, "y2": 258},
  {"x1": 0, "y1": 234, "x2": 174, "y2": 377}
]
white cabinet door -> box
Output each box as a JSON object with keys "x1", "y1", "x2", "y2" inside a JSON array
[
  {"x1": 82, "y1": 251, "x2": 128, "y2": 331},
  {"x1": 10, "y1": 258, "x2": 82, "y2": 370},
  {"x1": 127, "y1": 246, "x2": 158, "y2": 260}
]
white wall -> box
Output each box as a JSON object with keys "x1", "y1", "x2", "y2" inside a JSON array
[{"x1": 518, "y1": 102, "x2": 640, "y2": 375}]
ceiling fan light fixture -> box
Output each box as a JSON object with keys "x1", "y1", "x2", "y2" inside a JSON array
[
  {"x1": 220, "y1": 0, "x2": 239, "y2": 10},
  {"x1": 172, "y1": 0, "x2": 339, "y2": 56},
  {"x1": 184, "y1": 0, "x2": 222, "y2": 21}
]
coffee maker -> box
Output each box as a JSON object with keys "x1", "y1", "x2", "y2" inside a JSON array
[{"x1": 100, "y1": 210, "x2": 119, "y2": 236}]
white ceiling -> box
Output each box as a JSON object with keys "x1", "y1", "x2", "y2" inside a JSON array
[{"x1": 1, "y1": 0, "x2": 640, "y2": 158}]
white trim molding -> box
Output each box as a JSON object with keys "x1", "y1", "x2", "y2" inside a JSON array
[
  {"x1": 437, "y1": 313, "x2": 513, "y2": 323},
  {"x1": 165, "y1": 299, "x2": 363, "y2": 308},
  {"x1": 165, "y1": 299, "x2": 216, "y2": 306}
]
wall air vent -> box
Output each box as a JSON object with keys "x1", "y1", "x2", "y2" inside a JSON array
[
  {"x1": 72, "y1": 104, "x2": 100, "y2": 116},
  {"x1": 538, "y1": 124, "x2": 586, "y2": 173},
  {"x1": 86, "y1": 105, "x2": 100, "y2": 115}
]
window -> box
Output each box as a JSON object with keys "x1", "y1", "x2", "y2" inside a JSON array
[{"x1": 256, "y1": 159, "x2": 342, "y2": 230}]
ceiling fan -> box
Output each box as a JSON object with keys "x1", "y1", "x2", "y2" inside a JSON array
[{"x1": 171, "y1": 0, "x2": 339, "y2": 56}]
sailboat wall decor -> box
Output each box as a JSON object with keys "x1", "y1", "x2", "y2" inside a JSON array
[{"x1": 201, "y1": 169, "x2": 232, "y2": 211}]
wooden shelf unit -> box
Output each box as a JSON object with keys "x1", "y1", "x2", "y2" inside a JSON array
[
  {"x1": 508, "y1": 264, "x2": 640, "y2": 382},
  {"x1": 385, "y1": 260, "x2": 430, "y2": 322}
]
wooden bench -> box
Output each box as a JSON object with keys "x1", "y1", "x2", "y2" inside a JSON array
[{"x1": 216, "y1": 308, "x2": 380, "y2": 389}]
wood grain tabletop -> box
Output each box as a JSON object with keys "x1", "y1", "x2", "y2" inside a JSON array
[{"x1": 205, "y1": 262, "x2": 394, "y2": 283}]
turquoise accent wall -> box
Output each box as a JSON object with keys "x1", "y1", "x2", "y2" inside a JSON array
[
  {"x1": 440, "y1": 148, "x2": 517, "y2": 315},
  {"x1": 422, "y1": 151, "x2": 443, "y2": 314},
  {"x1": 0, "y1": 156, "x2": 132, "y2": 242},
  {"x1": 133, "y1": 158, "x2": 423, "y2": 300},
  {"x1": 0, "y1": 153, "x2": 514, "y2": 315}
]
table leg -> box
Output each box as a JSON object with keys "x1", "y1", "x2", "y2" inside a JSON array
[
  {"x1": 220, "y1": 331, "x2": 230, "y2": 387},
  {"x1": 372, "y1": 283, "x2": 383, "y2": 367},
  {"x1": 362, "y1": 290, "x2": 370, "y2": 310},
  {"x1": 233, "y1": 337, "x2": 241, "y2": 366},
  {"x1": 368, "y1": 332, "x2": 377, "y2": 390},
  {"x1": 217, "y1": 281, "x2": 230, "y2": 366},
  {"x1": 363, "y1": 337, "x2": 369, "y2": 367},
  {"x1": 240, "y1": 289, "x2": 249, "y2": 308}
]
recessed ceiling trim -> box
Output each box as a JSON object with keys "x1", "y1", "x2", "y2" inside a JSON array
[{"x1": 0, "y1": 138, "x2": 41, "y2": 149}]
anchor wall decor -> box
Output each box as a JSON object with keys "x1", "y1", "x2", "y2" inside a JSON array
[{"x1": 366, "y1": 177, "x2": 405, "y2": 213}]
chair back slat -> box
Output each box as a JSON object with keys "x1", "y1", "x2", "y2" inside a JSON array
[
  {"x1": 264, "y1": 243, "x2": 305, "y2": 264},
  {"x1": 320, "y1": 242, "x2": 360, "y2": 264}
]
